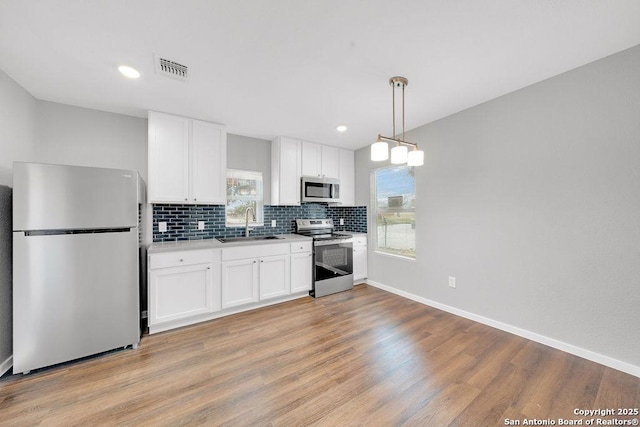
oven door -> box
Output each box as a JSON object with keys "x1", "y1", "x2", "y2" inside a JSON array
[{"x1": 312, "y1": 240, "x2": 353, "y2": 297}]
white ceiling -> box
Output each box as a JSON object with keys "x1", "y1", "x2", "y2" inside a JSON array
[{"x1": 1, "y1": 1, "x2": 639, "y2": 150}]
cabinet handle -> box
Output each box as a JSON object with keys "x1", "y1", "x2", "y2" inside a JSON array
[
  {"x1": 194, "y1": 198, "x2": 197, "y2": 201},
  {"x1": 207, "y1": 267, "x2": 210, "y2": 270},
  {"x1": 179, "y1": 259, "x2": 184, "y2": 262},
  {"x1": 184, "y1": 198, "x2": 187, "y2": 201},
  {"x1": 261, "y1": 260, "x2": 264, "y2": 263},
  {"x1": 253, "y1": 260, "x2": 257, "y2": 264}
]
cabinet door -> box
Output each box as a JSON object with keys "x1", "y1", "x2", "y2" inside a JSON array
[
  {"x1": 291, "y1": 252, "x2": 312, "y2": 293},
  {"x1": 321, "y1": 146, "x2": 340, "y2": 179},
  {"x1": 191, "y1": 120, "x2": 226, "y2": 204},
  {"x1": 273, "y1": 137, "x2": 302, "y2": 205},
  {"x1": 222, "y1": 259, "x2": 259, "y2": 308},
  {"x1": 259, "y1": 255, "x2": 290, "y2": 300},
  {"x1": 338, "y1": 149, "x2": 355, "y2": 205},
  {"x1": 301, "y1": 141, "x2": 322, "y2": 177},
  {"x1": 148, "y1": 112, "x2": 190, "y2": 203},
  {"x1": 148, "y1": 263, "x2": 213, "y2": 326},
  {"x1": 352, "y1": 245, "x2": 368, "y2": 281}
]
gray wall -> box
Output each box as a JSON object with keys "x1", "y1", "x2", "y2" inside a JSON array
[
  {"x1": 227, "y1": 133, "x2": 272, "y2": 205},
  {"x1": 37, "y1": 101, "x2": 149, "y2": 182},
  {"x1": 0, "y1": 71, "x2": 38, "y2": 373},
  {"x1": 356, "y1": 45, "x2": 640, "y2": 368},
  {"x1": 0, "y1": 70, "x2": 38, "y2": 186}
]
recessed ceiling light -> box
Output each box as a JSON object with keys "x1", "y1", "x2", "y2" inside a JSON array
[
  {"x1": 118, "y1": 65, "x2": 140, "y2": 79},
  {"x1": 336, "y1": 125, "x2": 347, "y2": 132}
]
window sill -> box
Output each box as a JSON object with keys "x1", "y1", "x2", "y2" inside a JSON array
[{"x1": 372, "y1": 250, "x2": 416, "y2": 261}]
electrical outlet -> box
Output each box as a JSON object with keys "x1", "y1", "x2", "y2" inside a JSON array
[
  {"x1": 271, "y1": 220, "x2": 277, "y2": 227},
  {"x1": 448, "y1": 276, "x2": 456, "y2": 288},
  {"x1": 198, "y1": 221, "x2": 205, "y2": 230},
  {"x1": 339, "y1": 218, "x2": 344, "y2": 225},
  {"x1": 159, "y1": 222, "x2": 167, "y2": 233}
]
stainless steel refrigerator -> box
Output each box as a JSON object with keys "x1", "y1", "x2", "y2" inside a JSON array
[{"x1": 12, "y1": 162, "x2": 143, "y2": 374}]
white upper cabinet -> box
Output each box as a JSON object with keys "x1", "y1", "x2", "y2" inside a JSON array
[
  {"x1": 148, "y1": 112, "x2": 190, "y2": 203},
  {"x1": 191, "y1": 119, "x2": 226, "y2": 204},
  {"x1": 273, "y1": 137, "x2": 355, "y2": 206},
  {"x1": 271, "y1": 136, "x2": 302, "y2": 205},
  {"x1": 301, "y1": 141, "x2": 321, "y2": 177},
  {"x1": 321, "y1": 145, "x2": 340, "y2": 179},
  {"x1": 338, "y1": 148, "x2": 355, "y2": 206},
  {"x1": 302, "y1": 141, "x2": 339, "y2": 179},
  {"x1": 148, "y1": 111, "x2": 226, "y2": 204}
]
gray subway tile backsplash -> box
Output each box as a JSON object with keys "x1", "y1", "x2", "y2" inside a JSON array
[{"x1": 152, "y1": 203, "x2": 367, "y2": 242}]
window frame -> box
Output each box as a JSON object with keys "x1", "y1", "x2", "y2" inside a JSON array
[
  {"x1": 370, "y1": 165, "x2": 417, "y2": 260},
  {"x1": 225, "y1": 169, "x2": 264, "y2": 228}
]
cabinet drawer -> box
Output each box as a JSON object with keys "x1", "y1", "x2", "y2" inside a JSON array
[
  {"x1": 290, "y1": 241, "x2": 312, "y2": 253},
  {"x1": 222, "y1": 243, "x2": 289, "y2": 261},
  {"x1": 149, "y1": 249, "x2": 213, "y2": 269},
  {"x1": 352, "y1": 236, "x2": 367, "y2": 247}
]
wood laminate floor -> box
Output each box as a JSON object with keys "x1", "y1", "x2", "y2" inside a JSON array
[{"x1": 1, "y1": 284, "x2": 639, "y2": 426}]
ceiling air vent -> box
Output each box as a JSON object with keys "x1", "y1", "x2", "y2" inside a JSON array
[{"x1": 155, "y1": 55, "x2": 189, "y2": 81}]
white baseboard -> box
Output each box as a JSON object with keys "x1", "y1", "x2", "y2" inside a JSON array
[
  {"x1": 0, "y1": 355, "x2": 12, "y2": 377},
  {"x1": 365, "y1": 279, "x2": 640, "y2": 378}
]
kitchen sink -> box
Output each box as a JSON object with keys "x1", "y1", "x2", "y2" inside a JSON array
[{"x1": 217, "y1": 235, "x2": 283, "y2": 243}]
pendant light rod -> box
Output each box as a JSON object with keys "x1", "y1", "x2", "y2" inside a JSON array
[
  {"x1": 391, "y1": 79, "x2": 395, "y2": 138},
  {"x1": 376, "y1": 134, "x2": 418, "y2": 148},
  {"x1": 382, "y1": 76, "x2": 413, "y2": 147},
  {"x1": 402, "y1": 80, "x2": 405, "y2": 141},
  {"x1": 371, "y1": 75, "x2": 425, "y2": 166}
]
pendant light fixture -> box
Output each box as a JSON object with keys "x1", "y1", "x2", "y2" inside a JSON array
[{"x1": 371, "y1": 76, "x2": 424, "y2": 166}]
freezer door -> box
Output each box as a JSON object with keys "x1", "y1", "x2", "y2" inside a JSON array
[
  {"x1": 13, "y1": 230, "x2": 140, "y2": 374},
  {"x1": 13, "y1": 162, "x2": 139, "y2": 231}
]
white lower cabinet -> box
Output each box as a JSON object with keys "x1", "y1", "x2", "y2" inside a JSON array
[
  {"x1": 259, "y1": 255, "x2": 290, "y2": 300},
  {"x1": 221, "y1": 253, "x2": 297, "y2": 307},
  {"x1": 149, "y1": 264, "x2": 213, "y2": 324},
  {"x1": 148, "y1": 249, "x2": 220, "y2": 331},
  {"x1": 291, "y1": 241, "x2": 313, "y2": 292},
  {"x1": 222, "y1": 243, "x2": 293, "y2": 307},
  {"x1": 352, "y1": 235, "x2": 368, "y2": 282},
  {"x1": 221, "y1": 258, "x2": 259, "y2": 308},
  {"x1": 148, "y1": 239, "x2": 313, "y2": 334}
]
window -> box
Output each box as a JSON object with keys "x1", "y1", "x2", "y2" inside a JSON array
[
  {"x1": 372, "y1": 165, "x2": 416, "y2": 258},
  {"x1": 226, "y1": 169, "x2": 264, "y2": 227}
]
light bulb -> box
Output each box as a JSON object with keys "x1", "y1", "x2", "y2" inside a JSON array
[
  {"x1": 407, "y1": 149, "x2": 424, "y2": 166},
  {"x1": 371, "y1": 141, "x2": 389, "y2": 161},
  {"x1": 390, "y1": 145, "x2": 408, "y2": 164}
]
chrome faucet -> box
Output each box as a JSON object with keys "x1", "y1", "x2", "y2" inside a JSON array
[{"x1": 245, "y1": 206, "x2": 256, "y2": 237}]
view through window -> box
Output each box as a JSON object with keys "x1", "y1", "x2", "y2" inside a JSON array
[
  {"x1": 226, "y1": 169, "x2": 264, "y2": 227},
  {"x1": 373, "y1": 165, "x2": 416, "y2": 258}
]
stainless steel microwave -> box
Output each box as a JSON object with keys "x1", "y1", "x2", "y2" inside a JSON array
[{"x1": 301, "y1": 176, "x2": 340, "y2": 203}]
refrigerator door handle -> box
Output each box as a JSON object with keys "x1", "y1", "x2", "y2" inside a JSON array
[{"x1": 24, "y1": 228, "x2": 133, "y2": 237}]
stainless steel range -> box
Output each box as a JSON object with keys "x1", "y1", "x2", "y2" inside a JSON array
[{"x1": 296, "y1": 219, "x2": 353, "y2": 297}]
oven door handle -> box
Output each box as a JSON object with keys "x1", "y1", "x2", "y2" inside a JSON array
[
  {"x1": 316, "y1": 262, "x2": 351, "y2": 276},
  {"x1": 313, "y1": 240, "x2": 353, "y2": 247}
]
